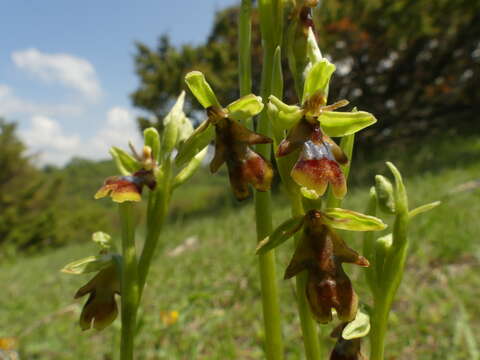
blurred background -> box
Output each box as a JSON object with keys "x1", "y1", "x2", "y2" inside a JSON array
[{"x1": 1, "y1": 0, "x2": 479, "y2": 359}]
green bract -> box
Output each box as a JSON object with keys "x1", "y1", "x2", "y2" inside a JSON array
[
  {"x1": 61, "y1": 254, "x2": 115, "y2": 275},
  {"x1": 302, "y1": 59, "x2": 336, "y2": 104},
  {"x1": 185, "y1": 71, "x2": 221, "y2": 108},
  {"x1": 162, "y1": 91, "x2": 187, "y2": 153},
  {"x1": 323, "y1": 208, "x2": 387, "y2": 231},
  {"x1": 143, "y1": 127, "x2": 161, "y2": 162},
  {"x1": 306, "y1": 27, "x2": 322, "y2": 64},
  {"x1": 226, "y1": 94, "x2": 264, "y2": 121},
  {"x1": 342, "y1": 310, "x2": 371, "y2": 340},
  {"x1": 110, "y1": 146, "x2": 141, "y2": 175},
  {"x1": 409, "y1": 201, "x2": 441, "y2": 218},
  {"x1": 176, "y1": 120, "x2": 214, "y2": 166},
  {"x1": 172, "y1": 147, "x2": 208, "y2": 189},
  {"x1": 256, "y1": 215, "x2": 304, "y2": 254},
  {"x1": 319, "y1": 111, "x2": 377, "y2": 137}
]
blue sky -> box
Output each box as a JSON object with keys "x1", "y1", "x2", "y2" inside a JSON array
[{"x1": 0, "y1": 0, "x2": 238, "y2": 165}]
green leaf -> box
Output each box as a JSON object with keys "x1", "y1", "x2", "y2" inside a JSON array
[
  {"x1": 185, "y1": 71, "x2": 221, "y2": 108},
  {"x1": 319, "y1": 111, "x2": 377, "y2": 137},
  {"x1": 109, "y1": 146, "x2": 140, "y2": 175},
  {"x1": 323, "y1": 208, "x2": 387, "y2": 231},
  {"x1": 226, "y1": 94, "x2": 264, "y2": 121},
  {"x1": 409, "y1": 201, "x2": 441, "y2": 218},
  {"x1": 175, "y1": 120, "x2": 214, "y2": 166},
  {"x1": 256, "y1": 216, "x2": 304, "y2": 254},
  {"x1": 342, "y1": 310, "x2": 371, "y2": 340},
  {"x1": 302, "y1": 59, "x2": 336, "y2": 104},
  {"x1": 172, "y1": 147, "x2": 208, "y2": 189},
  {"x1": 92, "y1": 231, "x2": 112, "y2": 249},
  {"x1": 61, "y1": 254, "x2": 114, "y2": 275},
  {"x1": 143, "y1": 127, "x2": 161, "y2": 161}
]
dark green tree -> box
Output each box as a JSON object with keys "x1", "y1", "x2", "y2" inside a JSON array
[
  {"x1": 131, "y1": 0, "x2": 480, "y2": 144},
  {"x1": 0, "y1": 119, "x2": 59, "y2": 253}
]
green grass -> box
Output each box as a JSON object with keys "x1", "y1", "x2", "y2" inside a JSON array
[{"x1": 1, "y1": 135, "x2": 479, "y2": 359}]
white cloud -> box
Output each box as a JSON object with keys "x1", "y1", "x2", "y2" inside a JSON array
[
  {"x1": 11, "y1": 48, "x2": 102, "y2": 101},
  {"x1": 0, "y1": 84, "x2": 83, "y2": 117},
  {"x1": 87, "y1": 107, "x2": 142, "y2": 158},
  {"x1": 20, "y1": 115, "x2": 82, "y2": 165},
  {"x1": 19, "y1": 107, "x2": 142, "y2": 166}
]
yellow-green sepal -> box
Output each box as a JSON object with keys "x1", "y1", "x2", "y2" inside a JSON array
[
  {"x1": 185, "y1": 71, "x2": 221, "y2": 108},
  {"x1": 109, "y1": 147, "x2": 141, "y2": 175},
  {"x1": 323, "y1": 208, "x2": 387, "y2": 231},
  {"x1": 319, "y1": 111, "x2": 377, "y2": 137},
  {"x1": 302, "y1": 59, "x2": 336, "y2": 104},
  {"x1": 225, "y1": 94, "x2": 264, "y2": 122},
  {"x1": 61, "y1": 254, "x2": 115, "y2": 275}
]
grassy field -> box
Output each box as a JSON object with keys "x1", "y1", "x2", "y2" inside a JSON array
[{"x1": 1, "y1": 135, "x2": 479, "y2": 359}]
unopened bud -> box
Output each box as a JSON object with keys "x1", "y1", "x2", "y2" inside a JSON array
[{"x1": 375, "y1": 175, "x2": 395, "y2": 214}]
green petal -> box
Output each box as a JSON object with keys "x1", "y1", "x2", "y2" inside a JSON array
[
  {"x1": 319, "y1": 111, "x2": 377, "y2": 137},
  {"x1": 172, "y1": 147, "x2": 208, "y2": 189},
  {"x1": 61, "y1": 254, "x2": 114, "y2": 275},
  {"x1": 143, "y1": 127, "x2": 161, "y2": 162},
  {"x1": 256, "y1": 215, "x2": 304, "y2": 254},
  {"x1": 342, "y1": 310, "x2": 371, "y2": 340},
  {"x1": 185, "y1": 71, "x2": 221, "y2": 108},
  {"x1": 109, "y1": 147, "x2": 141, "y2": 175},
  {"x1": 302, "y1": 59, "x2": 336, "y2": 104},
  {"x1": 323, "y1": 208, "x2": 387, "y2": 231},
  {"x1": 409, "y1": 201, "x2": 441, "y2": 218},
  {"x1": 226, "y1": 94, "x2": 264, "y2": 121},
  {"x1": 175, "y1": 120, "x2": 214, "y2": 166}
]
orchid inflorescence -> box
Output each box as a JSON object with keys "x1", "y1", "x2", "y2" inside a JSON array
[{"x1": 59, "y1": 2, "x2": 440, "y2": 359}]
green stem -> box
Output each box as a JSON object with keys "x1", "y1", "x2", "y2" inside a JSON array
[
  {"x1": 239, "y1": 0, "x2": 252, "y2": 97},
  {"x1": 369, "y1": 298, "x2": 389, "y2": 360},
  {"x1": 254, "y1": 1, "x2": 284, "y2": 358},
  {"x1": 291, "y1": 196, "x2": 323, "y2": 360},
  {"x1": 119, "y1": 202, "x2": 139, "y2": 360},
  {"x1": 137, "y1": 159, "x2": 172, "y2": 299}
]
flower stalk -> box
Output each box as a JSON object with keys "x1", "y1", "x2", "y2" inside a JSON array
[
  {"x1": 118, "y1": 202, "x2": 139, "y2": 360},
  {"x1": 254, "y1": 1, "x2": 285, "y2": 358}
]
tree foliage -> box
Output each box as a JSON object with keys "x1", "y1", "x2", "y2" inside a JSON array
[
  {"x1": 0, "y1": 119, "x2": 59, "y2": 253},
  {"x1": 131, "y1": 0, "x2": 480, "y2": 145}
]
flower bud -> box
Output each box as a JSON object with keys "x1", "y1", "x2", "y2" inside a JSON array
[{"x1": 375, "y1": 175, "x2": 395, "y2": 214}]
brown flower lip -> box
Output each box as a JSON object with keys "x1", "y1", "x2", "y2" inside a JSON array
[
  {"x1": 209, "y1": 114, "x2": 274, "y2": 201},
  {"x1": 284, "y1": 210, "x2": 369, "y2": 323},
  {"x1": 277, "y1": 118, "x2": 348, "y2": 199},
  {"x1": 74, "y1": 265, "x2": 120, "y2": 331}
]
